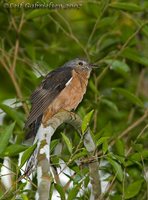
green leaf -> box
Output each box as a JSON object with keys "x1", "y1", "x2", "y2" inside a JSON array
[
  {"x1": 3, "y1": 144, "x2": 27, "y2": 157},
  {"x1": 109, "y1": 2, "x2": 143, "y2": 12},
  {"x1": 81, "y1": 110, "x2": 94, "y2": 134},
  {"x1": 112, "y1": 88, "x2": 143, "y2": 107},
  {"x1": 96, "y1": 137, "x2": 109, "y2": 148},
  {"x1": 115, "y1": 139, "x2": 125, "y2": 156},
  {"x1": 21, "y1": 194, "x2": 29, "y2": 200},
  {"x1": 97, "y1": 16, "x2": 118, "y2": 29},
  {"x1": 122, "y1": 48, "x2": 148, "y2": 67},
  {"x1": 125, "y1": 180, "x2": 143, "y2": 199},
  {"x1": 106, "y1": 59, "x2": 130, "y2": 77},
  {"x1": 61, "y1": 133, "x2": 72, "y2": 154},
  {"x1": 26, "y1": 10, "x2": 51, "y2": 20},
  {"x1": 97, "y1": 122, "x2": 113, "y2": 137},
  {"x1": 0, "y1": 122, "x2": 15, "y2": 155},
  {"x1": 20, "y1": 143, "x2": 37, "y2": 168},
  {"x1": 126, "y1": 150, "x2": 148, "y2": 166},
  {"x1": 71, "y1": 149, "x2": 88, "y2": 162},
  {"x1": 101, "y1": 99, "x2": 118, "y2": 112},
  {"x1": 55, "y1": 183, "x2": 65, "y2": 200},
  {"x1": 113, "y1": 154, "x2": 125, "y2": 165},
  {"x1": 26, "y1": 44, "x2": 36, "y2": 60},
  {"x1": 67, "y1": 182, "x2": 82, "y2": 200},
  {"x1": 142, "y1": 24, "x2": 148, "y2": 37},
  {"x1": 102, "y1": 140, "x2": 108, "y2": 154},
  {"x1": 0, "y1": 103, "x2": 24, "y2": 128},
  {"x1": 107, "y1": 157, "x2": 123, "y2": 182},
  {"x1": 89, "y1": 80, "x2": 99, "y2": 95},
  {"x1": 51, "y1": 155, "x2": 60, "y2": 167},
  {"x1": 50, "y1": 139, "x2": 59, "y2": 153}
]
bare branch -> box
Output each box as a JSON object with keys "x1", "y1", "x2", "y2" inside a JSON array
[{"x1": 32, "y1": 111, "x2": 101, "y2": 200}]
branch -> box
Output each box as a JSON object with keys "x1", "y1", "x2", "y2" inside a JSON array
[
  {"x1": 84, "y1": 128, "x2": 101, "y2": 199},
  {"x1": 33, "y1": 111, "x2": 101, "y2": 200}
]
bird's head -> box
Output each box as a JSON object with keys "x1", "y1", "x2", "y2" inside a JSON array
[{"x1": 64, "y1": 58, "x2": 94, "y2": 71}]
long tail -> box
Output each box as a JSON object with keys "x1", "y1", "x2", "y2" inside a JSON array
[
  {"x1": 25, "y1": 114, "x2": 43, "y2": 139},
  {"x1": 20, "y1": 122, "x2": 53, "y2": 180},
  {"x1": 18, "y1": 146, "x2": 39, "y2": 182},
  {"x1": 24, "y1": 147, "x2": 39, "y2": 177}
]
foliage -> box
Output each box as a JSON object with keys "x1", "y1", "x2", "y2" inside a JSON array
[{"x1": 0, "y1": 0, "x2": 148, "y2": 199}]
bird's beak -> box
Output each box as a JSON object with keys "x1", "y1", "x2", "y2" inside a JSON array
[{"x1": 89, "y1": 63, "x2": 99, "y2": 68}]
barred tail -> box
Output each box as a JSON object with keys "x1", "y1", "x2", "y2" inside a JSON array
[
  {"x1": 24, "y1": 146, "x2": 39, "y2": 177},
  {"x1": 20, "y1": 122, "x2": 53, "y2": 180}
]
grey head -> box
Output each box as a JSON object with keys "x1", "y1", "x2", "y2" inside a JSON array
[{"x1": 63, "y1": 58, "x2": 93, "y2": 71}]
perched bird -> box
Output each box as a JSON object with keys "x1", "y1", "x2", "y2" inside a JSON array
[
  {"x1": 25, "y1": 58, "x2": 93, "y2": 139},
  {"x1": 23, "y1": 58, "x2": 93, "y2": 176}
]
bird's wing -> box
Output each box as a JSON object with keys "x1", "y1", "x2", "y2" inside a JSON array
[{"x1": 25, "y1": 67, "x2": 73, "y2": 128}]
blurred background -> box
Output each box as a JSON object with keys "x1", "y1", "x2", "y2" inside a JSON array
[{"x1": 0, "y1": 0, "x2": 148, "y2": 199}]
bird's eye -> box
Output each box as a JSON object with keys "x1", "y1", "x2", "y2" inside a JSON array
[{"x1": 78, "y1": 62, "x2": 83, "y2": 66}]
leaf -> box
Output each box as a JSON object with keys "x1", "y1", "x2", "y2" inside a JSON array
[
  {"x1": 101, "y1": 99, "x2": 118, "y2": 112},
  {"x1": 115, "y1": 139, "x2": 125, "y2": 156},
  {"x1": 112, "y1": 88, "x2": 143, "y2": 107},
  {"x1": 20, "y1": 143, "x2": 37, "y2": 168},
  {"x1": 102, "y1": 140, "x2": 108, "y2": 154},
  {"x1": 50, "y1": 139, "x2": 59, "y2": 153},
  {"x1": 26, "y1": 10, "x2": 51, "y2": 20},
  {"x1": 142, "y1": 24, "x2": 148, "y2": 37},
  {"x1": 126, "y1": 150, "x2": 148, "y2": 166},
  {"x1": 84, "y1": 176, "x2": 89, "y2": 188},
  {"x1": 106, "y1": 59, "x2": 130, "y2": 77},
  {"x1": 89, "y1": 80, "x2": 99, "y2": 95},
  {"x1": 61, "y1": 133, "x2": 72, "y2": 154},
  {"x1": 26, "y1": 45, "x2": 36, "y2": 60},
  {"x1": 97, "y1": 122, "x2": 113, "y2": 137},
  {"x1": 0, "y1": 122, "x2": 15, "y2": 154},
  {"x1": 125, "y1": 180, "x2": 143, "y2": 199},
  {"x1": 107, "y1": 157, "x2": 123, "y2": 182},
  {"x1": 113, "y1": 154, "x2": 125, "y2": 165},
  {"x1": 81, "y1": 110, "x2": 94, "y2": 134},
  {"x1": 21, "y1": 194, "x2": 29, "y2": 200},
  {"x1": 51, "y1": 156, "x2": 60, "y2": 167},
  {"x1": 0, "y1": 103, "x2": 24, "y2": 128},
  {"x1": 96, "y1": 137, "x2": 109, "y2": 148},
  {"x1": 67, "y1": 182, "x2": 82, "y2": 200},
  {"x1": 109, "y1": 2, "x2": 143, "y2": 12},
  {"x1": 97, "y1": 16, "x2": 118, "y2": 28},
  {"x1": 122, "y1": 48, "x2": 148, "y2": 67},
  {"x1": 71, "y1": 149, "x2": 88, "y2": 162},
  {"x1": 55, "y1": 183, "x2": 65, "y2": 200},
  {"x1": 3, "y1": 144, "x2": 28, "y2": 157}
]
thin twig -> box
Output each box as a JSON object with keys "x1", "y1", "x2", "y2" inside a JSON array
[
  {"x1": 96, "y1": 21, "x2": 148, "y2": 85},
  {"x1": 11, "y1": 14, "x2": 24, "y2": 72},
  {"x1": 119, "y1": 109, "x2": 148, "y2": 140},
  {"x1": 0, "y1": 13, "x2": 29, "y2": 114},
  {"x1": 109, "y1": 109, "x2": 148, "y2": 148},
  {"x1": 100, "y1": 174, "x2": 117, "y2": 200},
  {"x1": 48, "y1": 13, "x2": 90, "y2": 60},
  {"x1": 86, "y1": 0, "x2": 109, "y2": 47},
  {"x1": 141, "y1": 156, "x2": 148, "y2": 200},
  {"x1": 11, "y1": 39, "x2": 19, "y2": 73},
  {"x1": 0, "y1": 58, "x2": 10, "y2": 74},
  {"x1": 93, "y1": 73, "x2": 99, "y2": 132},
  {"x1": 126, "y1": 124, "x2": 148, "y2": 156},
  {"x1": 128, "y1": 69, "x2": 145, "y2": 123}
]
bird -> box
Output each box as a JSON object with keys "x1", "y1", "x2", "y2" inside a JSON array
[
  {"x1": 25, "y1": 58, "x2": 93, "y2": 139},
  {"x1": 23, "y1": 58, "x2": 93, "y2": 177}
]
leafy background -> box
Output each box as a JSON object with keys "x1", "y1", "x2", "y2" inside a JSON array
[{"x1": 0, "y1": 0, "x2": 148, "y2": 199}]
